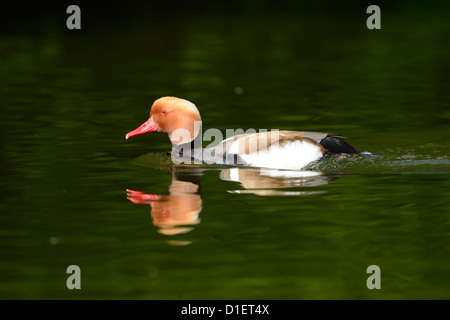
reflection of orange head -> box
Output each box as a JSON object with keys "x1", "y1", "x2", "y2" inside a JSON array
[
  {"x1": 150, "y1": 194, "x2": 202, "y2": 235},
  {"x1": 127, "y1": 179, "x2": 202, "y2": 237}
]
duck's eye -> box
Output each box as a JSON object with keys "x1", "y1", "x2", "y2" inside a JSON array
[{"x1": 161, "y1": 110, "x2": 167, "y2": 115}]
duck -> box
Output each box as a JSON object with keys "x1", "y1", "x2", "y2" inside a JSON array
[{"x1": 125, "y1": 96, "x2": 358, "y2": 170}]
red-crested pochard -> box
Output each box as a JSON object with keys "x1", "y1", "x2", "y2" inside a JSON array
[{"x1": 126, "y1": 97, "x2": 358, "y2": 170}]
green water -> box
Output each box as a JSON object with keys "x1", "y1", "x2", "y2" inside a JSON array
[{"x1": 1, "y1": 5, "x2": 450, "y2": 299}]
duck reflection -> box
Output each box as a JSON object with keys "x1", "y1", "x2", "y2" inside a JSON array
[
  {"x1": 127, "y1": 165, "x2": 338, "y2": 245},
  {"x1": 127, "y1": 167, "x2": 204, "y2": 245}
]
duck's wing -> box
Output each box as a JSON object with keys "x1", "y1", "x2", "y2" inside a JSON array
[
  {"x1": 211, "y1": 131, "x2": 325, "y2": 170},
  {"x1": 215, "y1": 130, "x2": 326, "y2": 155},
  {"x1": 208, "y1": 131, "x2": 357, "y2": 169}
]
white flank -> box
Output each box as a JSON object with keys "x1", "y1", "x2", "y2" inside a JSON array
[{"x1": 234, "y1": 140, "x2": 323, "y2": 170}]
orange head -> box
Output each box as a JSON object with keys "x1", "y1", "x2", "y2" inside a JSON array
[{"x1": 126, "y1": 97, "x2": 202, "y2": 145}]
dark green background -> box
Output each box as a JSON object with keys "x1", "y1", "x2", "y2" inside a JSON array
[{"x1": 1, "y1": 1, "x2": 449, "y2": 299}]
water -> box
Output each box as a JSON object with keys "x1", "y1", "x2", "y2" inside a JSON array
[{"x1": 1, "y1": 4, "x2": 450, "y2": 299}]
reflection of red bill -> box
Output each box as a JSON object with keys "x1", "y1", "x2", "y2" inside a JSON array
[{"x1": 126, "y1": 189, "x2": 160, "y2": 204}]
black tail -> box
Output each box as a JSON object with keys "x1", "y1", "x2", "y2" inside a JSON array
[{"x1": 319, "y1": 134, "x2": 358, "y2": 155}]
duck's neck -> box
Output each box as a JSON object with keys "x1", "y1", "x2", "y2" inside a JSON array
[
  {"x1": 167, "y1": 120, "x2": 202, "y2": 146},
  {"x1": 171, "y1": 124, "x2": 203, "y2": 161}
]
